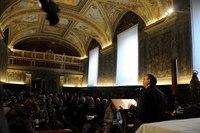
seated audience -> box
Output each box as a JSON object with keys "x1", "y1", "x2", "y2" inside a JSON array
[
  {"x1": 1, "y1": 76, "x2": 169, "y2": 133},
  {"x1": 104, "y1": 102, "x2": 123, "y2": 133},
  {"x1": 0, "y1": 83, "x2": 9, "y2": 133}
]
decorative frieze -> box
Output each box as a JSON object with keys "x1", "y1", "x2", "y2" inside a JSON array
[
  {"x1": 1, "y1": 69, "x2": 31, "y2": 84},
  {"x1": 60, "y1": 74, "x2": 83, "y2": 87}
]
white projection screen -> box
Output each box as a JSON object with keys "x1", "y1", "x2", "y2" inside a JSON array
[
  {"x1": 191, "y1": 0, "x2": 200, "y2": 78},
  {"x1": 116, "y1": 24, "x2": 138, "y2": 86},
  {"x1": 88, "y1": 47, "x2": 99, "y2": 86}
]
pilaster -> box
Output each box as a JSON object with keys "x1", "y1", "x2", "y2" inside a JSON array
[{"x1": 0, "y1": 29, "x2": 4, "y2": 40}]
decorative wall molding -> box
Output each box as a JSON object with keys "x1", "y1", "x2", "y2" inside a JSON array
[
  {"x1": 1, "y1": 69, "x2": 31, "y2": 84},
  {"x1": 60, "y1": 74, "x2": 83, "y2": 87},
  {"x1": 100, "y1": 44, "x2": 113, "y2": 55},
  {"x1": 144, "y1": 14, "x2": 177, "y2": 34}
]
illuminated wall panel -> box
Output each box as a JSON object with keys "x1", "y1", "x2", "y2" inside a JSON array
[
  {"x1": 88, "y1": 47, "x2": 99, "y2": 86},
  {"x1": 116, "y1": 24, "x2": 138, "y2": 85}
]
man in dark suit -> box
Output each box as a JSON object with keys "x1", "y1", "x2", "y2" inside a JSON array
[{"x1": 132, "y1": 74, "x2": 167, "y2": 123}]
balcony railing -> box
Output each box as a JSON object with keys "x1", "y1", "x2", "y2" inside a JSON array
[{"x1": 8, "y1": 49, "x2": 83, "y2": 73}]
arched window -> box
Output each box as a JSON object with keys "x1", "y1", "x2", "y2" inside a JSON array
[
  {"x1": 88, "y1": 46, "x2": 99, "y2": 86},
  {"x1": 116, "y1": 24, "x2": 139, "y2": 85}
]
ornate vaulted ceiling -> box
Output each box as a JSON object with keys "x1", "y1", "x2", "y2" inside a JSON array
[{"x1": 0, "y1": 0, "x2": 172, "y2": 57}]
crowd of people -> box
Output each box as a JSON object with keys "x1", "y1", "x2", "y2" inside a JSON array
[
  {"x1": 2, "y1": 89, "x2": 114, "y2": 132},
  {"x1": 0, "y1": 74, "x2": 175, "y2": 133}
]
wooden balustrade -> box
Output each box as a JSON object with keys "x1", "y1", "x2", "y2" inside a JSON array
[
  {"x1": 8, "y1": 50, "x2": 83, "y2": 73},
  {"x1": 10, "y1": 49, "x2": 82, "y2": 62}
]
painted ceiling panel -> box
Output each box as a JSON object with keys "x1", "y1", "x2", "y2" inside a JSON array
[
  {"x1": 55, "y1": 0, "x2": 81, "y2": 6},
  {"x1": 0, "y1": 0, "x2": 173, "y2": 57},
  {"x1": 74, "y1": 22, "x2": 96, "y2": 37},
  {"x1": 84, "y1": 3, "x2": 106, "y2": 29},
  {"x1": 59, "y1": 17, "x2": 69, "y2": 25},
  {"x1": 20, "y1": 14, "x2": 38, "y2": 22},
  {"x1": 100, "y1": 2, "x2": 124, "y2": 27},
  {"x1": 16, "y1": 0, "x2": 39, "y2": 9},
  {"x1": 43, "y1": 23, "x2": 66, "y2": 35}
]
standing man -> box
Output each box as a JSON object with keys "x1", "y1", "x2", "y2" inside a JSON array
[{"x1": 131, "y1": 74, "x2": 167, "y2": 123}]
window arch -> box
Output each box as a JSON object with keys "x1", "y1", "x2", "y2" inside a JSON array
[
  {"x1": 87, "y1": 39, "x2": 101, "y2": 86},
  {"x1": 114, "y1": 12, "x2": 145, "y2": 85}
]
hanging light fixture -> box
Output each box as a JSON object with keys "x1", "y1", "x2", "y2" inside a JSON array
[{"x1": 38, "y1": 0, "x2": 60, "y2": 26}]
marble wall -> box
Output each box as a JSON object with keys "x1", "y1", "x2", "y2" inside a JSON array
[{"x1": 98, "y1": 45, "x2": 116, "y2": 86}]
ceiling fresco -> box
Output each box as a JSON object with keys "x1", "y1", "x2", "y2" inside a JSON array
[{"x1": 0, "y1": 0, "x2": 172, "y2": 57}]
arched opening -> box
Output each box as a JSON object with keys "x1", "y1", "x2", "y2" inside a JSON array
[
  {"x1": 114, "y1": 11, "x2": 145, "y2": 85},
  {"x1": 87, "y1": 39, "x2": 101, "y2": 86}
]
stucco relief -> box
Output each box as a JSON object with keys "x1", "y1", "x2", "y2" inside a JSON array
[
  {"x1": 16, "y1": 0, "x2": 39, "y2": 9},
  {"x1": 99, "y1": 0, "x2": 134, "y2": 5},
  {"x1": 72, "y1": 30, "x2": 90, "y2": 52},
  {"x1": 5, "y1": 69, "x2": 32, "y2": 84},
  {"x1": 20, "y1": 14, "x2": 38, "y2": 22},
  {"x1": 67, "y1": 32, "x2": 79, "y2": 44},
  {"x1": 85, "y1": 4, "x2": 106, "y2": 30},
  {"x1": 16, "y1": 28, "x2": 37, "y2": 38},
  {"x1": 10, "y1": 15, "x2": 38, "y2": 39},
  {"x1": 25, "y1": 73, "x2": 32, "y2": 84},
  {"x1": 10, "y1": 25, "x2": 35, "y2": 43},
  {"x1": 56, "y1": 0, "x2": 81, "y2": 6},
  {"x1": 100, "y1": 2, "x2": 124, "y2": 27},
  {"x1": 72, "y1": 30, "x2": 89, "y2": 45},
  {"x1": 146, "y1": 0, "x2": 160, "y2": 17},
  {"x1": 0, "y1": 1, "x2": 39, "y2": 28},
  {"x1": 59, "y1": 75, "x2": 65, "y2": 86},
  {"x1": 59, "y1": 17, "x2": 69, "y2": 26},
  {"x1": 74, "y1": 22, "x2": 99, "y2": 39},
  {"x1": 43, "y1": 21, "x2": 66, "y2": 35},
  {"x1": 11, "y1": 22, "x2": 35, "y2": 33},
  {"x1": 10, "y1": 28, "x2": 37, "y2": 47},
  {"x1": 61, "y1": 74, "x2": 83, "y2": 87}
]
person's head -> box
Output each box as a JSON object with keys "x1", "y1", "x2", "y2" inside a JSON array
[
  {"x1": 110, "y1": 102, "x2": 117, "y2": 111},
  {"x1": 143, "y1": 74, "x2": 157, "y2": 88},
  {"x1": 190, "y1": 71, "x2": 200, "y2": 84}
]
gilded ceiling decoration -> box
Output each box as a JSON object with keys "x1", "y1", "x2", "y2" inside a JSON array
[
  {"x1": 55, "y1": 0, "x2": 81, "y2": 6},
  {"x1": 0, "y1": 0, "x2": 172, "y2": 57}
]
